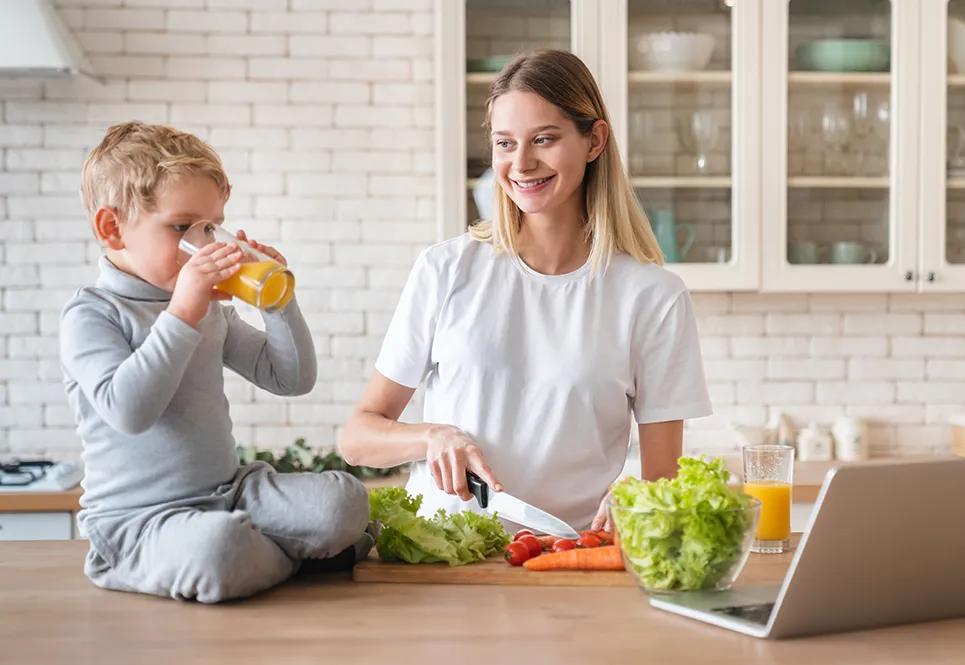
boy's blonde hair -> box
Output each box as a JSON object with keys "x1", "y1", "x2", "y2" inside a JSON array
[
  {"x1": 80, "y1": 121, "x2": 231, "y2": 224},
  {"x1": 471, "y1": 49, "x2": 664, "y2": 275}
]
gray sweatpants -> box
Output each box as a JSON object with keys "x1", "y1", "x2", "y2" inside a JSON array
[{"x1": 82, "y1": 462, "x2": 370, "y2": 604}]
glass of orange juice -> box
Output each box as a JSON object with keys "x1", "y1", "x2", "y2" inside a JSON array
[
  {"x1": 742, "y1": 444, "x2": 794, "y2": 553},
  {"x1": 178, "y1": 221, "x2": 295, "y2": 313}
]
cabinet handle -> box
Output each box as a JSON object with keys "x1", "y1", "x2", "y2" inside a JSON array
[
  {"x1": 904, "y1": 270, "x2": 914, "y2": 281},
  {"x1": 928, "y1": 271, "x2": 937, "y2": 282}
]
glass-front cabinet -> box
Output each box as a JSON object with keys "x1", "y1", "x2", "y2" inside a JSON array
[
  {"x1": 920, "y1": 0, "x2": 965, "y2": 291},
  {"x1": 761, "y1": 0, "x2": 920, "y2": 292},
  {"x1": 437, "y1": 0, "x2": 599, "y2": 240},
  {"x1": 435, "y1": 0, "x2": 965, "y2": 293},
  {"x1": 600, "y1": 0, "x2": 761, "y2": 290}
]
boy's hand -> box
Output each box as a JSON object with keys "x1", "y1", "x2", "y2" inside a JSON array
[
  {"x1": 168, "y1": 242, "x2": 243, "y2": 328},
  {"x1": 237, "y1": 229, "x2": 287, "y2": 266}
]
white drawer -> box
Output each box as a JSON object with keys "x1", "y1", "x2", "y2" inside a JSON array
[{"x1": 0, "y1": 512, "x2": 74, "y2": 541}]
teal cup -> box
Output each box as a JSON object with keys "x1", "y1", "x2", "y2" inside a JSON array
[
  {"x1": 788, "y1": 241, "x2": 824, "y2": 265},
  {"x1": 830, "y1": 242, "x2": 877, "y2": 264}
]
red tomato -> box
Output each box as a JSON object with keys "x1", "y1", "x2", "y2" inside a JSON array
[
  {"x1": 577, "y1": 534, "x2": 603, "y2": 549},
  {"x1": 504, "y1": 541, "x2": 530, "y2": 566},
  {"x1": 513, "y1": 529, "x2": 534, "y2": 541},
  {"x1": 517, "y1": 534, "x2": 543, "y2": 558},
  {"x1": 552, "y1": 539, "x2": 578, "y2": 553}
]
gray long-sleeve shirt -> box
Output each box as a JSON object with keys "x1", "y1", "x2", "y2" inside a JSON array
[{"x1": 60, "y1": 257, "x2": 317, "y2": 527}]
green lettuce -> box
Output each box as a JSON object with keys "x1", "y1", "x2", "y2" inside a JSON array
[
  {"x1": 609, "y1": 456, "x2": 756, "y2": 592},
  {"x1": 368, "y1": 487, "x2": 511, "y2": 566}
]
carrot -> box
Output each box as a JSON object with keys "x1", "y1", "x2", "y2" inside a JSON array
[
  {"x1": 523, "y1": 545, "x2": 625, "y2": 571},
  {"x1": 537, "y1": 535, "x2": 559, "y2": 549}
]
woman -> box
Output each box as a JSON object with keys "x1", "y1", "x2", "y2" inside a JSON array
[{"x1": 338, "y1": 49, "x2": 712, "y2": 532}]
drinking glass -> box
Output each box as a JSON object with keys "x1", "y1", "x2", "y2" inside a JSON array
[
  {"x1": 742, "y1": 444, "x2": 794, "y2": 554},
  {"x1": 677, "y1": 110, "x2": 720, "y2": 175},
  {"x1": 178, "y1": 221, "x2": 295, "y2": 313}
]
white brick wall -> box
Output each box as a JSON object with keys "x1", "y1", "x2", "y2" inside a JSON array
[
  {"x1": 0, "y1": 1, "x2": 962, "y2": 464},
  {"x1": 0, "y1": 0, "x2": 433, "y2": 459}
]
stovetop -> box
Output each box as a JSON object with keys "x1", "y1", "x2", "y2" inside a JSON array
[{"x1": 0, "y1": 459, "x2": 84, "y2": 492}]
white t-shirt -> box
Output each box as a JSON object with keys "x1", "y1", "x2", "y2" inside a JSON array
[{"x1": 375, "y1": 233, "x2": 713, "y2": 530}]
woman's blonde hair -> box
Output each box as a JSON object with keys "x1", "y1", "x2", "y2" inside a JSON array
[
  {"x1": 470, "y1": 49, "x2": 664, "y2": 272},
  {"x1": 80, "y1": 121, "x2": 231, "y2": 225}
]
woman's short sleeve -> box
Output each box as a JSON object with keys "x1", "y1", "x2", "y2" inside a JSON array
[
  {"x1": 374, "y1": 250, "x2": 441, "y2": 389},
  {"x1": 630, "y1": 288, "x2": 714, "y2": 424}
]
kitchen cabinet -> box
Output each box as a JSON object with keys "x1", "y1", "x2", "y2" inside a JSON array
[
  {"x1": 434, "y1": 0, "x2": 965, "y2": 293},
  {"x1": 0, "y1": 513, "x2": 74, "y2": 541},
  {"x1": 0, "y1": 489, "x2": 81, "y2": 541}
]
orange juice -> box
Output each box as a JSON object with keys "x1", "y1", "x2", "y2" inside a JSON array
[
  {"x1": 743, "y1": 480, "x2": 791, "y2": 541},
  {"x1": 216, "y1": 260, "x2": 294, "y2": 312}
]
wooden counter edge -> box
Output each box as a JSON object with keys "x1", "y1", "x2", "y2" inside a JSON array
[
  {"x1": 0, "y1": 473, "x2": 406, "y2": 514},
  {"x1": 0, "y1": 488, "x2": 83, "y2": 513}
]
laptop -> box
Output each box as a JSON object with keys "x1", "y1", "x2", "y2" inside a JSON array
[{"x1": 649, "y1": 457, "x2": 965, "y2": 639}]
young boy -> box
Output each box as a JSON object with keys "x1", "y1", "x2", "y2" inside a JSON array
[{"x1": 60, "y1": 121, "x2": 374, "y2": 604}]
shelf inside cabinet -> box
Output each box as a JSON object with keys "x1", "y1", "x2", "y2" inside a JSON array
[
  {"x1": 787, "y1": 176, "x2": 889, "y2": 189},
  {"x1": 946, "y1": 179, "x2": 965, "y2": 189},
  {"x1": 948, "y1": 75, "x2": 965, "y2": 87},
  {"x1": 467, "y1": 72, "x2": 497, "y2": 85},
  {"x1": 630, "y1": 176, "x2": 732, "y2": 188},
  {"x1": 787, "y1": 72, "x2": 890, "y2": 86},
  {"x1": 628, "y1": 70, "x2": 732, "y2": 85}
]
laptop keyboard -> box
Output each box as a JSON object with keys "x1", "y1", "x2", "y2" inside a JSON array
[{"x1": 711, "y1": 602, "x2": 775, "y2": 625}]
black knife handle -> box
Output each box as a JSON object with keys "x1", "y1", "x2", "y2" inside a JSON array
[{"x1": 466, "y1": 470, "x2": 489, "y2": 508}]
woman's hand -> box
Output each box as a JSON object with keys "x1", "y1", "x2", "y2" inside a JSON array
[
  {"x1": 590, "y1": 488, "x2": 613, "y2": 531},
  {"x1": 425, "y1": 425, "x2": 503, "y2": 502}
]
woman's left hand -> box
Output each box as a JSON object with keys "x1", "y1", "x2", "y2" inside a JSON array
[
  {"x1": 236, "y1": 229, "x2": 288, "y2": 266},
  {"x1": 590, "y1": 488, "x2": 613, "y2": 531}
]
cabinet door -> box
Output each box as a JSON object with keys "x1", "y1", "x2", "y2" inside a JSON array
[
  {"x1": 599, "y1": 0, "x2": 762, "y2": 291},
  {"x1": 0, "y1": 512, "x2": 74, "y2": 541},
  {"x1": 436, "y1": 0, "x2": 601, "y2": 241},
  {"x1": 919, "y1": 0, "x2": 965, "y2": 291},
  {"x1": 761, "y1": 0, "x2": 920, "y2": 292}
]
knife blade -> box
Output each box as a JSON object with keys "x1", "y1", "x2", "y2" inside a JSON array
[{"x1": 466, "y1": 470, "x2": 580, "y2": 540}]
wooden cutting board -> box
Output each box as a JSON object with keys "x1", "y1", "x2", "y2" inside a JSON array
[
  {"x1": 353, "y1": 535, "x2": 802, "y2": 588},
  {"x1": 352, "y1": 553, "x2": 635, "y2": 587}
]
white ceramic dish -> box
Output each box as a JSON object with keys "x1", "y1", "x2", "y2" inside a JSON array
[{"x1": 630, "y1": 31, "x2": 716, "y2": 72}]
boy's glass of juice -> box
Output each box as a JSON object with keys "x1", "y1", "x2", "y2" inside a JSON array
[
  {"x1": 742, "y1": 444, "x2": 794, "y2": 553},
  {"x1": 179, "y1": 221, "x2": 295, "y2": 313}
]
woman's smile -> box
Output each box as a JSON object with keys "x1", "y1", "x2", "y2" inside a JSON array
[{"x1": 511, "y1": 175, "x2": 555, "y2": 193}]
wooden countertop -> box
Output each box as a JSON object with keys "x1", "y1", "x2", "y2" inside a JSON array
[
  {"x1": 0, "y1": 487, "x2": 83, "y2": 512},
  {"x1": 0, "y1": 475, "x2": 407, "y2": 514},
  {"x1": 0, "y1": 538, "x2": 962, "y2": 664}
]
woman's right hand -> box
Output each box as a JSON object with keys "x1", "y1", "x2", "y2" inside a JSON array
[{"x1": 425, "y1": 425, "x2": 503, "y2": 502}]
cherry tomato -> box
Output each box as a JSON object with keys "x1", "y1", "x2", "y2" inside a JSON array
[
  {"x1": 517, "y1": 534, "x2": 543, "y2": 558},
  {"x1": 513, "y1": 529, "x2": 534, "y2": 541},
  {"x1": 504, "y1": 541, "x2": 530, "y2": 566},
  {"x1": 552, "y1": 538, "x2": 578, "y2": 553},
  {"x1": 577, "y1": 534, "x2": 603, "y2": 549}
]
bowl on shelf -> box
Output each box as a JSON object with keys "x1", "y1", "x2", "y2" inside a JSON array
[
  {"x1": 630, "y1": 32, "x2": 716, "y2": 72},
  {"x1": 795, "y1": 39, "x2": 890, "y2": 72},
  {"x1": 607, "y1": 497, "x2": 761, "y2": 596},
  {"x1": 467, "y1": 55, "x2": 514, "y2": 73}
]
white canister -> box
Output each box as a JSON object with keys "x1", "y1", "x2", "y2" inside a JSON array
[
  {"x1": 832, "y1": 416, "x2": 868, "y2": 461},
  {"x1": 796, "y1": 421, "x2": 834, "y2": 462}
]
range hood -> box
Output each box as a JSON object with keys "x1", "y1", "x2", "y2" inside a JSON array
[{"x1": 0, "y1": 0, "x2": 97, "y2": 79}]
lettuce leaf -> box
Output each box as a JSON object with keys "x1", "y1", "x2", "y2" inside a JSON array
[
  {"x1": 368, "y1": 487, "x2": 511, "y2": 566},
  {"x1": 609, "y1": 455, "x2": 755, "y2": 591}
]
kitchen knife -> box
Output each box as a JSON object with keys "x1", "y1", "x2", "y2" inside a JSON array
[{"x1": 466, "y1": 470, "x2": 580, "y2": 540}]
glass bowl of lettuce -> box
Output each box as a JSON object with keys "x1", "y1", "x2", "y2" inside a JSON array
[{"x1": 606, "y1": 456, "x2": 761, "y2": 595}]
